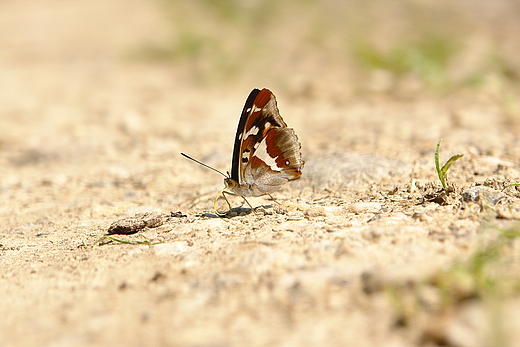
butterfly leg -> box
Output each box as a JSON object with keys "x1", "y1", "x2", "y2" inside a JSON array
[
  {"x1": 214, "y1": 187, "x2": 232, "y2": 215},
  {"x1": 239, "y1": 196, "x2": 262, "y2": 215},
  {"x1": 267, "y1": 193, "x2": 281, "y2": 205},
  {"x1": 226, "y1": 193, "x2": 256, "y2": 214},
  {"x1": 241, "y1": 196, "x2": 254, "y2": 210},
  {"x1": 214, "y1": 189, "x2": 256, "y2": 215},
  {"x1": 221, "y1": 191, "x2": 234, "y2": 210}
]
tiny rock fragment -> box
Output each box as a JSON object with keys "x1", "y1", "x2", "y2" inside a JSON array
[
  {"x1": 286, "y1": 212, "x2": 304, "y2": 221},
  {"x1": 348, "y1": 202, "x2": 382, "y2": 214},
  {"x1": 496, "y1": 206, "x2": 520, "y2": 220},
  {"x1": 304, "y1": 207, "x2": 326, "y2": 218},
  {"x1": 461, "y1": 186, "x2": 505, "y2": 205},
  {"x1": 412, "y1": 212, "x2": 432, "y2": 222},
  {"x1": 170, "y1": 211, "x2": 186, "y2": 218},
  {"x1": 107, "y1": 212, "x2": 166, "y2": 235}
]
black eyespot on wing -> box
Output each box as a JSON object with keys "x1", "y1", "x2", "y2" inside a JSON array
[{"x1": 242, "y1": 157, "x2": 249, "y2": 163}]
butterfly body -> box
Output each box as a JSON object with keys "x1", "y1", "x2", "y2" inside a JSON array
[{"x1": 225, "y1": 88, "x2": 304, "y2": 197}]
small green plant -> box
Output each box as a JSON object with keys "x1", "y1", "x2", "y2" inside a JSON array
[
  {"x1": 435, "y1": 139, "x2": 464, "y2": 190},
  {"x1": 435, "y1": 225, "x2": 520, "y2": 307}
]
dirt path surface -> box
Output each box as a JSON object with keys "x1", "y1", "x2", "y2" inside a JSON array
[{"x1": 2, "y1": 1, "x2": 520, "y2": 346}]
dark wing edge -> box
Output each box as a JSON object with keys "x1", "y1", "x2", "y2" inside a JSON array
[{"x1": 230, "y1": 88, "x2": 260, "y2": 182}]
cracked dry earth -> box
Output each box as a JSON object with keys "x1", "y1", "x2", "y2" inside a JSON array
[{"x1": 3, "y1": 1, "x2": 520, "y2": 347}]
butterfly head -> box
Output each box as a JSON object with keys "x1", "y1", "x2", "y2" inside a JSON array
[{"x1": 224, "y1": 177, "x2": 237, "y2": 190}]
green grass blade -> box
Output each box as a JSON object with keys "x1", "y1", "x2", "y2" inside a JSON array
[
  {"x1": 503, "y1": 183, "x2": 520, "y2": 191},
  {"x1": 435, "y1": 139, "x2": 463, "y2": 189},
  {"x1": 93, "y1": 235, "x2": 163, "y2": 246},
  {"x1": 440, "y1": 154, "x2": 464, "y2": 178},
  {"x1": 435, "y1": 140, "x2": 445, "y2": 189}
]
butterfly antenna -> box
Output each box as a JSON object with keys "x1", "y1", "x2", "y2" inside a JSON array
[{"x1": 181, "y1": 153, "x2": 228, "y2": 178}]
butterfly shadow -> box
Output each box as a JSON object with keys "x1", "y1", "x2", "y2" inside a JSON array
[{"x1": 198, "y1": 204, "x2": 274, "y2": 218}]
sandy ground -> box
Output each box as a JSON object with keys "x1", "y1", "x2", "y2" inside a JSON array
[{"x1": 2, "y1": 1, "x2": 520, "y2": 346}]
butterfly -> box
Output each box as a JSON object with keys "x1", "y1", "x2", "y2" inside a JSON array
[{"x1": 182, "y1": 88, "x2": 304, "y2": 212}]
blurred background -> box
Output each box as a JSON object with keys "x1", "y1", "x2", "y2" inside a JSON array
[
  {"x1": 1, "y1": 0, "x2": 519, "y2": 177},
  {"x1": 2, "y1": 0, "x2": 519, "y2": 99},
  {"x1": 153, "y1": 0, "x2": 520, "y2": 98}
]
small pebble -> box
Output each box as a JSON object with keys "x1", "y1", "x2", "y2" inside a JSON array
[
  {"x1": 107, "y1": 212, "x2": 166, "y2": 234},
  {"x1": 461, "y1": 186, "x2": 505, "y2": 205},
  {"x1": 348, "y1": 202, "x2": 382, "y2": 214},
  {"x1": 304, "y1": 207, "x2": 326, "y2": 218}
]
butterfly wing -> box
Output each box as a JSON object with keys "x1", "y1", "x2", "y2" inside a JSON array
[
  {"x1": 230, "y1": 88, "x2": 304, "y2": 197},
  {"x1": 230, "y1": 88, "x2": 261, "y2": 182}
]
